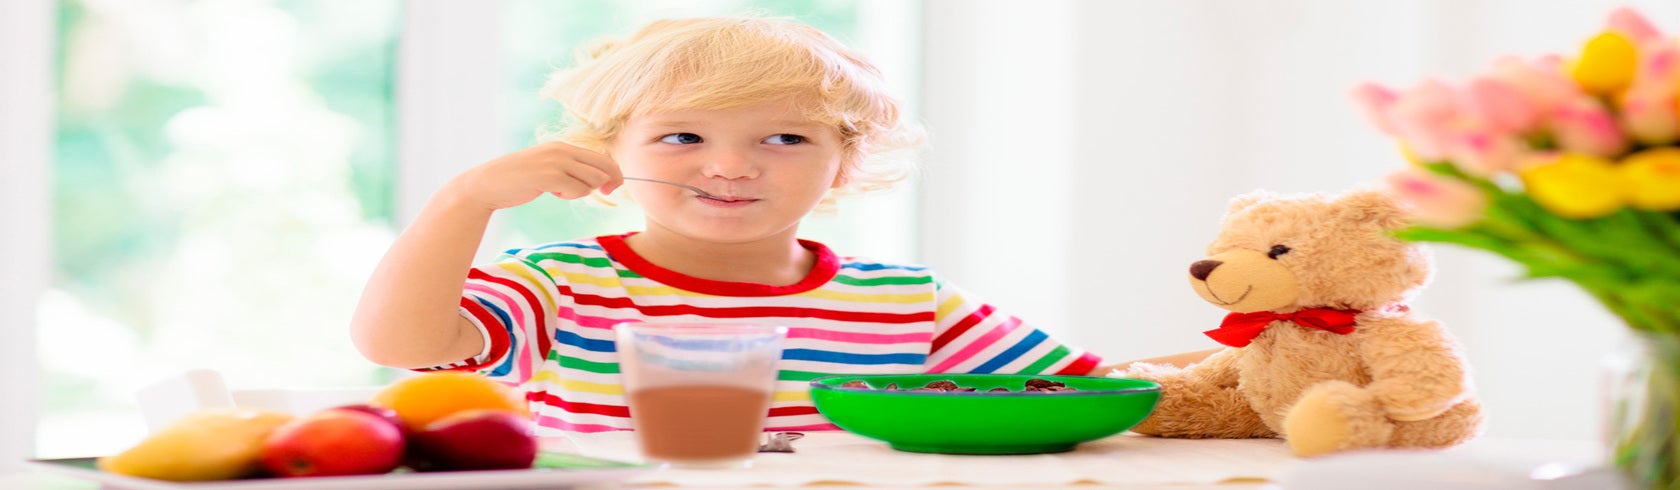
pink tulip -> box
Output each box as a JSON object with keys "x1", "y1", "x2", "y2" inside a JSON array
[
  {"x1": 1489, "y1": 56, "x2": 1579, "y2": 114},
  {"x1": 1467, "y1": 76, "x2": 1542, "y2": 134},
  {"x1": 1364, "y1": 78, "x2": 1536, "y2": 176},
  {"x1": 1620, "y1": 82, "x2": 1679, "y2": 145},
  {"x1": 1444, "y1": 128, "x2": 1529, "y2": 177},
  {"x1": 1351, "y1": 83, "x2": 1400, "y2": 134},
  {"x1": 1645, "y1": 43, "x2": 1680, "y2": 83},
  {"x1": 1388, "y1": 80, "x2": 1461, "y2": 161},
  {"x1": 1385, "y1": 168, "x2": 1488, "y2": 229},
  {"x1": 1617, "y1": 42, "x2": 1680, "y2": 144},
  {"x1": 1606, "y1": 7, "x2": 1664, "y2": 45},
  {"x1": 1550, "y1": 96, "x2": 1629, "y2": 157}
]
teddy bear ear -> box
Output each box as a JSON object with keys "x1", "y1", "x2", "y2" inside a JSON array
[
  {"x1": 1226, "y1": 190, "x2": 1276, "y2": 215},
  {"x1": 1338, "y1": 188, "x2": 1412, "y2": 229}
]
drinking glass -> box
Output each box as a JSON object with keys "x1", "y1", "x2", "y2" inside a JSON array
[{"x1": 616, "y1": 323, "x2": 787, "y2": 469}]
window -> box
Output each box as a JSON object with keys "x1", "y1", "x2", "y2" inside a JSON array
[{"x1": 44, "y1": 0, "x2": 401, "y2": 458}]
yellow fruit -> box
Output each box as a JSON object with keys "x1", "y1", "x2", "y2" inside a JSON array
[
  {"x1": 97, "y1": 408, "x2": 293, "y2": 481},
  {"x1": 370, "y1": 372, "x2": 528, "y2": 430}
]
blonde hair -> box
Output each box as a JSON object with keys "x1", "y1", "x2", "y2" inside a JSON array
[{"x1": 539, "y1": 16, "x2": 923, "y2": 203}]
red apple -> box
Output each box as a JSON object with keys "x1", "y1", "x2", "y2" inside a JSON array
[
  {"x1": 408, "y1": 409, "x2": 537, "y2": 471},
  {"x1": 330, "y1": 403, "x2": 410, "y2": 435},
  {"x1": 261, "y1": 408, "x2": 406, "y2": 477}
]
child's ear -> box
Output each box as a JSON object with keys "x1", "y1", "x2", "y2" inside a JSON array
[{"x1": 830, "y1": 168, "x2": 850, "y2": 189}]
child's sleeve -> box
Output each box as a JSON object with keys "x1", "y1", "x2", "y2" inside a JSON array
[
  {"x1": 926, "y1": 276, "x2": 1102, "y2": 375},
  {"x1": 418, "y1": 251, "x2": 558, "y2": 386}
]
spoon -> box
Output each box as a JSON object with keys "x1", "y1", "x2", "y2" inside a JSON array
[
  {"x1": 622, "y1": 177, "x2": 721, "y2": 199},
  {"x1": 757, "y1": 431, "x2": 804, "y2": 453}
]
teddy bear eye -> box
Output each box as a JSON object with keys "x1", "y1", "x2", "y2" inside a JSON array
[{"x1": 1267, "y1": 245, "x2": 1291, "y2": 259}]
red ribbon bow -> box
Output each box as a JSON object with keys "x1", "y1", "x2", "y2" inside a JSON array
[{"x1": 1203, "y1": 308, "x2": 1363, "y2": 348}]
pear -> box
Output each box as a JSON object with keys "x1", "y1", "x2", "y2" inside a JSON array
[{"x1": 98, "y1": 407, "x2": 294, "y2": 481}]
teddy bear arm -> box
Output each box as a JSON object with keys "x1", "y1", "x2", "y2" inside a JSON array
[
  {"x1": 1120, "y1": 347, "x2": 1242, "y2": 385},
  {"x1": 1123, "y1": 348, "x2": 1271, "y2": 438},
  {"x1": 1191, "y1": 347, "x2": 1244, "y2": 387},
  {"x1": 1357, "y1": 318, "x2": 1471, "y2": 421}
]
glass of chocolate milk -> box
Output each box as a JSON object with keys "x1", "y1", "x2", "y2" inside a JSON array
[{"x1": 617, "y1": 323, "x2": 787, "y2": 469}]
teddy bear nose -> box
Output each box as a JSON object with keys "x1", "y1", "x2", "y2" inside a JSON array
[{"x1": 1189, "y1": 260, "x2": 1222, "y2": 281}]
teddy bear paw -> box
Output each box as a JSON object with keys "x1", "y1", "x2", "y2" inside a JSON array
[{"x1": 1284, "y1": 381, "x2": 1392, "y2": 457}]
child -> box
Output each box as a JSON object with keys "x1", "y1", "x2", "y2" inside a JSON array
[{"x1": 351, "y1": 16, "x2": 1173, "y2": 434}]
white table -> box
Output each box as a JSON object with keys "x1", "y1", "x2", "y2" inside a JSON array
[{"x1": 1, "y1": 433, "x2": 1606, "y2": 489}]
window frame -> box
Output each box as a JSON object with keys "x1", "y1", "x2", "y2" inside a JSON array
[{"x1": 0, "y1": 0, "x2": 52, "y2": 471}]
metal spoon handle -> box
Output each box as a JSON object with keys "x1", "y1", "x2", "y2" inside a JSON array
[{"x1": 622, "y1": 177, "x2": 718, "y2": 199}]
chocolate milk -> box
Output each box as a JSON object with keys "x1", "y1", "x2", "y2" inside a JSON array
[{"x1": 628, "y1": 385, "x2": 773, "y2": 464}]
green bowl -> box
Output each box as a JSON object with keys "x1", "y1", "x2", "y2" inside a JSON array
[{"x1": 808, "y1": 374, "x2": 1160, "y2": 455}]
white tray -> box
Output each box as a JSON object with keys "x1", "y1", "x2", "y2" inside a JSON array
[{"x1": 29, "y1": 452, "x2": 650, "y2": 490}]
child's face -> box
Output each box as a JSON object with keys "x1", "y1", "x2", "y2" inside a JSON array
[{"x1": 609, "y1": 100, "x2": 844, "y2": 244}]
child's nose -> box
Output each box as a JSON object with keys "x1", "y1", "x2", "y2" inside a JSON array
[{"x1": 700, "y1": 146, "x2": 759, "y2": 180}]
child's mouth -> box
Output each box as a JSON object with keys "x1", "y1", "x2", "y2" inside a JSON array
[{"x1": 698, "y1": 195, "x2": 758, "y2": 206}]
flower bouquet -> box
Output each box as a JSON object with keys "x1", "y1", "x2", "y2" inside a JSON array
[{"x1": 1352, "y1": 7, "x2": 1680, "y2": 489}]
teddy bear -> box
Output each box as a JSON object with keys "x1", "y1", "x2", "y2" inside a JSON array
[{"x1": 1119, "y1": 189, "x2": 1484, "y2": 457}]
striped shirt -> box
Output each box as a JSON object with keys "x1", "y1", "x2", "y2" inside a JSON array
[{"x1": 431, "y1": 233, "x2": 1101, "y2": 435}]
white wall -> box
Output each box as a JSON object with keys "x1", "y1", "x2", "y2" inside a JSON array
[
  {"x1": 921, "y1": 0, "x2": 1676, "y2": 440},
  {"x1": 0, "y1": 0, "x2": 51, "y2": 469}
]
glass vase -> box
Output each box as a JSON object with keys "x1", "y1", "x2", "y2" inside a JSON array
[{"x1": 1606, "y1": 331, "x2": 1680, "y2": 490}]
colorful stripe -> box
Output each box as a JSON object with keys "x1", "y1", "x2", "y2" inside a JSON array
[
  {"x1": 442, "y1": 235, "x2": 1102, "y2": 434},
  {"x1": 929, "y1": 316, "x2": 1022, "y2": 373},
  {"x1": 785, "y1": 327, "x2": 931, "y2": 344}
]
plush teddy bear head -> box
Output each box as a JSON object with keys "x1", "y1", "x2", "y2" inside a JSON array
[{"x1": 1188, "y1": 189, "x2": 1431, "y2": 313}]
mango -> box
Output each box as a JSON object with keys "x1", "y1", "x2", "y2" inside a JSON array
[{"x1": 98, "y1": 407, "x2": 294, "y2": 481}]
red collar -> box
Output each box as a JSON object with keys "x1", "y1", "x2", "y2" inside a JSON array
[
  {"x1": 595, "y1": 233, "x2": 840, "y2": 297},
  {"x1": 1202, "y1": 307, "x2": 1362, "y2": 348}
]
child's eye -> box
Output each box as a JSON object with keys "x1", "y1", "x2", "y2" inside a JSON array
[
  {"x1": 659, "y1": 133, "x2": 702, "y2": 144},
  {"x1": 763, "y1": 134, "x2": 805, "y2": 145}
]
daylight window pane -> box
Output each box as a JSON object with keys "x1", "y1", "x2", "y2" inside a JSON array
[{"x1": 44, "y1": 0, "x2": 398, "y2": 458}]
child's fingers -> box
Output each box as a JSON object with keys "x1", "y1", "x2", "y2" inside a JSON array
[
  {"x1": 570, "y1": 148, "x2": 621, "y2": 179},
  {"x1": 564, "y1": 164, "x2": 616, "y2": 192},
  {"x1": 535, "y1": 164, "x2": 616, "y2": 200},
  {"x1": 534, "y1": 142, "x2": 622, "y2": 195},
  {"x1": 578, "y1": 154, "x2": 623, "y2": 194},
  {"x1": 537, "y1": 141, "x2": 620, "y2": 179},
  {"x1": 543, "y1": 177, "x2": 604, "y2": 200}
]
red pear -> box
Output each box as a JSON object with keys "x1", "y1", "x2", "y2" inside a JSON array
[
  {"x1": 408, "y1": 409, "x2": 537, "y2": 471},
  {"x1": 261, "y1": 408, "x2": 405, "y2": 477}
]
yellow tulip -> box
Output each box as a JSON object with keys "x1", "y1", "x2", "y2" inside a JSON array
[
  {"x1": 1571, "y1": 31, "x2": 1638, "y2": 94},
  {"x1": 1520, "y1": 153, "x2": 1625, "y2": 218},
  {"x1": 1619, "y1": 147, "x2": 1680, "y2": 210}
]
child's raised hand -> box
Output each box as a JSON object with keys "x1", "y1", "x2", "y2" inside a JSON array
[{"x1": 442, "y1": 141, "x2": 623, "y2": 211}]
